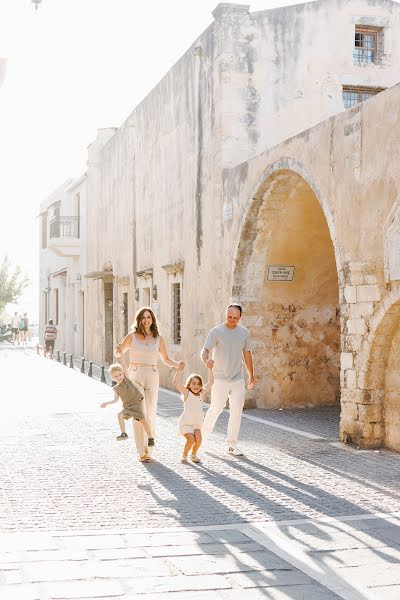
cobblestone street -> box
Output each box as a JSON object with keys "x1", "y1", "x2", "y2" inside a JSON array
[{"x1": 1, "y1": 346, "x2": 400, "y2": 599}]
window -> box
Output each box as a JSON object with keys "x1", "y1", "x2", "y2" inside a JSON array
[
  {"x1": 75, "y1": 193, "x2": 80, "y2": 238},
  {"x1": 55, "y1": 288, "x2": 59, "y2": 325},
  {"x1": 41, "y1": 213, "x2": 47, "y2": 249},
  {"x1": 123, "y1": 292, "x2": 128, "y2": 335},
  {"x1": 342, "y1": 86, "x2": 383, "y2": 109},
  {"x1": 172, "y1": 282, "x2": 181, "y2": 345},
  {"x1": 142, "y1": 287, "x2": 150, "y2": 307},
  {"x1": 354, "y1": 26, "x2": 383, "y2": 64}
]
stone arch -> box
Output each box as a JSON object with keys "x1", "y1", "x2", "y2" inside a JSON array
[
  {"x1": 232, "y1": 159, "x2": 341, "y2": 409},
  {"x1": 358, "y1": 283, "x2": 400, "y2": 450}
]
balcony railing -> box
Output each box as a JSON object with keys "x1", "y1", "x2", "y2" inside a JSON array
[{"x1": 50, "y1": 216, "x2": 80, "y2": 239}]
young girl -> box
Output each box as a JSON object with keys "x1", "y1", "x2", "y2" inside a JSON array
[
  {"x1": 173, "y1": 363, "x2": 214, "y2": 463},
  {"x1": 100, "y1": 364, "x2": 154, "y2": 448}
]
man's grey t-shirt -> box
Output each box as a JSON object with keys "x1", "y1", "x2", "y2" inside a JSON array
[{"x1": 203, "y1": 324, "x2": 251, "y2": 382}]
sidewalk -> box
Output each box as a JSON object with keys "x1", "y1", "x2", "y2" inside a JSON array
[{"x1": 1, "y1": 346, "x2": 400, "y2": 599}]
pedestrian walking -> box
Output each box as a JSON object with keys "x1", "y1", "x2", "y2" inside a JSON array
[
  {"x1": 173, "y1": 363, "x2": 214, "y2": 463},
  {"x1": 43, "y1": 319, "x2": 57, "y2": 358},
  {"x1": 114, "y1": 306, "x2": 184, "y2": 462},
  {"x1": 201, "y1": 304, "x2": 254, "y2": 456},
  {"x1": 18, "y1": 313, "x2": 29, "y2": 345},
  {"x1": 11, "y1": 312, "x2": 19, "y2": 345},
  {"x1": 100, "y1": 363, "x2": 155, "y2": 446}
]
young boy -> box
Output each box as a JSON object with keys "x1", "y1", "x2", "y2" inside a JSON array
[{"x1": 100, "y1": 364, "x2": 155, "y2": 446}]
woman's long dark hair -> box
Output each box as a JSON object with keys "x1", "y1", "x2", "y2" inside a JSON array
[{"x1": 133, "y1": 306, "x2": 159, "y2": 339}]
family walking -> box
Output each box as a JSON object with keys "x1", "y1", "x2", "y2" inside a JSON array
[{"x1": 101, "y1": 304, "x2": 254, "y2": 463}]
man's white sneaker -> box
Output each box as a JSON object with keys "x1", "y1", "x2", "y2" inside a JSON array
[{"x1": 227, "y1": 445, "x2": 243, "y2": 456}]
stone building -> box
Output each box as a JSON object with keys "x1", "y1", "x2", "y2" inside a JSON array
[
  {"x1": 38, "y1": 176, "x2": 87, "y2": 355},
  {"x1": 42, "y1": 0, "x2": 400, "y2": 450}
]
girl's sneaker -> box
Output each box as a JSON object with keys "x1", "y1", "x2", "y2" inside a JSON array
[
  {"x1": 116, "y1": 432, "x2": 128, "y2": 441},
  {"x1": 191, "y1": 454, "x2": 201, "y2": 463}
]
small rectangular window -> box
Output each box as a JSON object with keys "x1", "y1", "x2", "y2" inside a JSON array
[
  {"x1": 123, "y1": 292, "x2": 128, "y2": 336},
  {"x1": 342, "y1": 86, "x2": 384, "y2": 109},
  {"x1": 354, "y1": 26, "x2": 380, "y2": 64},
  {"x1": 55, "y1": 288, "x2": 59, "y2": 325},
  {"x1": 172, "y1": 282, "x2": 181, "y2": 345},
  {"x1": 142, "y1": 287, "x2": 150, "y2": 307},
  {"x1": 41, "y1": 213, "x2": 47, "y2": 249}
]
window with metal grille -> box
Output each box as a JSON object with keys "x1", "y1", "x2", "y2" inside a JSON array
[
  {"x1": 55, "y1": 289, "x2": 59, "y2": 325},
  {"x1": 123, "y1": 292, "x2": 128, "y2": 335},
  {"x1": 354, "y1": 26, "x2": 380, "y2": 64},
  {"x1": 172, "y1": 282, "x2": 181, "y2": 345},
  {"x1": 342, "y1": 86, "x2": 384, "y2": 109},
  {"x1": 41, "y1": 213, "x2": 47, "y2": 249}
]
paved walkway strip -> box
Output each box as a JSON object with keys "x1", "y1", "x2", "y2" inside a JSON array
[{"x1": 1, "y1": 348, "x2": 400, "y2": 598}]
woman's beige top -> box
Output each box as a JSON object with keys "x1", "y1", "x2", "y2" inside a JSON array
[{"x1": 129, "y1": 333, "x2": 160, "y2": 366}]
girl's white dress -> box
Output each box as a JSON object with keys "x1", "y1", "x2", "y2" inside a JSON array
[{"x1": 178, "y1": 391, "x2": 204, "y2": 435}]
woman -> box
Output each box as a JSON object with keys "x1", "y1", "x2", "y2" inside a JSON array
[{"x1": 114, "y1": 306, "x2": 183, "y2": 462}]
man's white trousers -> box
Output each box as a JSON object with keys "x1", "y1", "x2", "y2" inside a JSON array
[{"x1": 202, "y1": 378, "x2": 245, "y2": 445}]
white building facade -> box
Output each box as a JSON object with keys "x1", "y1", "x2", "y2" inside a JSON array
[{"x1": 39, "y1": 176, "x2": 87, "y2": 356}]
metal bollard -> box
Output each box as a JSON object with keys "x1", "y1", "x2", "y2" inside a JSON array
[
  {"x1": 101, "y1": 365, "x2": 106, "y2": 383},
  {"x1": 63, "y1": 352, "x2": 67, "y2": 366},
  {"x1": 69, "y1": 354, "x2": 74, "y2": 369},
  {"x1": 57, "y1": 350, "x2": 61, "y2": 363},
  {"x1": 80, "y1": 357, "x2": 85, "y2": 373},
  {"x1": 88, "y1": 361, "x2": 93, "y2": 377}
]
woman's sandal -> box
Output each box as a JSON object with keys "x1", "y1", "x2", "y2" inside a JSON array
[
  {"x1": 191, "y1": 454, "x2": 201, "y2": 463},
  {"x1": 139, "y1": 454, "x2": 150, "y2": 462}
]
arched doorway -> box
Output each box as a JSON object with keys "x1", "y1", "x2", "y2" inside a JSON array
[
  {"x1": 232, "y1": 166, "x2": 340, "y2": 409},
  {"x1": 364, "y1": 299, "x2": 400, "y2": 450}
]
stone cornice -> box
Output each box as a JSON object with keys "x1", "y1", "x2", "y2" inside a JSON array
[
  {"x1": 212, "y1": 3, "x2": 249, "y2": 20},
  {"x1": 162, "y1": 261, "x2": 185, "y2": 275},
  {"x1": 136, "y1": 268, "x2": 153, "y2": 279}
]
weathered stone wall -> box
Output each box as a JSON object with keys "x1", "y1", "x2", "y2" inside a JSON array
[
  {"x1": 84, "y1": 24, "x2": 223, "y2": 372},
  {"x1": 217, "y1": 0, "x2": 400, "y2": 167},
  {"x1": 222, "y1": 82, "x2": 400, "y2": 447}
]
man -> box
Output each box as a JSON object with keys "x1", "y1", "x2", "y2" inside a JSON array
[
  {"x1": 201, "y1": 304, "x2": 254, "y2": 456},
  {"x1": 44, "y1": 319, "x2": 57, "y2": 359},
  {"x1": 11, "y1": 312, "x2": 19, "y2": 345},
  {"x1": 18, "y1": 313, "x2": 29, "y2": 345}
]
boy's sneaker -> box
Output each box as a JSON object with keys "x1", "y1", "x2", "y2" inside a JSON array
[
  {"x1": 116, "y1": 432, "x2": 128, "y2": 441},
  {"x1": 227, "y1": 444, "x2": 243, "y2": 456},
  {"x1": 148, "y1": 437, "x2": 155, "y2": 447}
]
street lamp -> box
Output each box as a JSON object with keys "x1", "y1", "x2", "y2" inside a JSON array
[{"x1": 32, "y1": 0, "x2": 42, "y2": 10}]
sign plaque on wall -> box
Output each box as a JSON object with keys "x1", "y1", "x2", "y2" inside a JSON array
[{"x1": 267, "y1": 265, "x2": 295, "y2": 281}]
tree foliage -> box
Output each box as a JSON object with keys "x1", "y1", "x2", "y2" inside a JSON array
[{"x1": 0, "y1": 256, "x2": 29, "y2": 314}]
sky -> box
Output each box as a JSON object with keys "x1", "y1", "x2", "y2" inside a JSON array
[{"x1": 0, "y1": 0, "x2": 320, "y2": 321}]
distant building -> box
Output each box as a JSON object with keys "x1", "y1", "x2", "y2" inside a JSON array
[{"x1": 38, "y1": 175, "x2": 87, "y2": 355}]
